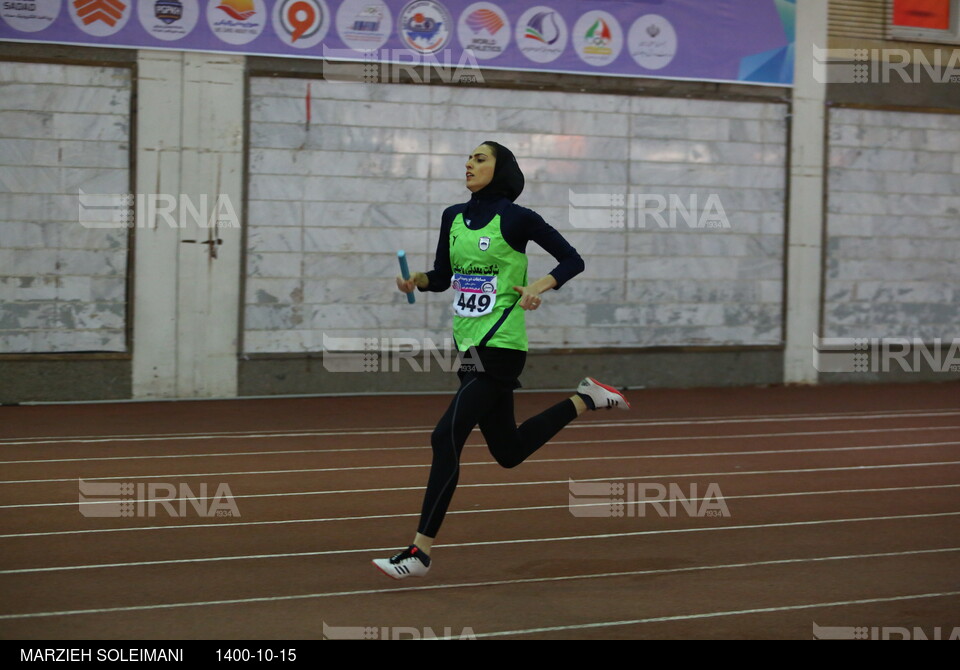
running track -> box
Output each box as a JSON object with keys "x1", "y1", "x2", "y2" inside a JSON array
[{"x1": 1, "y1": 382, "x2": 958, "y2": 640}]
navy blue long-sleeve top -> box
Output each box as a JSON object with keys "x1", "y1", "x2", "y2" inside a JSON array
[{"x1": 421, "y1": 193, "x2": 585, "y2": 293}]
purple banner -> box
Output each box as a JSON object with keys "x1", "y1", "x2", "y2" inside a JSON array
[{"x1": 0, "y1": 1, "x2": 795, "y2": 85}]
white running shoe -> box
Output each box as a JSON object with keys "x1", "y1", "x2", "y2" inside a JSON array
[
  {"x1": 577, "y1": 377, "x2": 631, "y2": 411},
  {"x1": 372, "y1": 545, "x2": 431, "y2": 580}
]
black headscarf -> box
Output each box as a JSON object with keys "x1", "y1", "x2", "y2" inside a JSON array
[{"x1": 474, "y1": 141, "x2": 524, "y2": 202}]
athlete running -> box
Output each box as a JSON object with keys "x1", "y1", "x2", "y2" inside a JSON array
[{"x1": 374, "y1": 141, "x2": 630, "y2": 580}]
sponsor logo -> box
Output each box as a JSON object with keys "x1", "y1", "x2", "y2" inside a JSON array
[
  {"x1": 0, "y1": 0, "x2": 61, "y2": 33},
  {"x1": 215, "y1": 0, "x2": 253, "y2": 21},
  {"x1": 398, "y1": 0, "x2": 452, "y2": 55},
  {"x1": 585, "y1": 19, "x2": 611, "y2": 52},
  {"x1": 207, "y1": 0, "x2": 265, "y2": 45},
  {"x1": 524, "y1": 9, "x2": 558, "y2": 43},
  {"x1": 466, "y1": 8, "x2": 500, "y2": 34},
  {"x1": 515, "y1": 5, "x2": 567, "y2": 64},
  {"x1": 457, "y1": 2, "x2": 509, "y2": 60},
  {"x1": 155, "y1": 0, "x2": 181, "y2": 24},
  {"x1": 629, "y1": 14, "x2": 677, "y2": 71},
  {"x1": 138, "y1": 0, "x2": 198, "y2": 41},
  {"x1": 335, "y1": 0, "x2": 391, "y2": 51},
  {"x1": 573, "y1": 10, "x2": 623, "y2": 67},
  {"x1": 68, "y1": 0, "x2": 132, "y2": 36},
  {"x1": 272, "y1": 0, "x2": 328, "y2": 48}
]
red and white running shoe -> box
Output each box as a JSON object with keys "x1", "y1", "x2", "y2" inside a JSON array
[
  {"x1": 372, "y1": 545, "x2": 431, "y2": 580},
  {"x1": 577, "y1": 377, "x2": 631, "y2": 411}
]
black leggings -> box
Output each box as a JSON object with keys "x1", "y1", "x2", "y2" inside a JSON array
[{"x1": 417, "y1": 373, "x2": 578, "y2": 538}]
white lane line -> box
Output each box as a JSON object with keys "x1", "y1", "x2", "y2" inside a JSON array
[
  {"x1": 0, "y1": 427, "x2": 432, "y2": 447},
  {"x1": 1, "y1": 511, "x2": 958, "y2": 575},
  {"x1": 3, "y1": 425, "x2": 959, "y2": 466},
  {"x1": 1, "y1": 408, "x2": 957, "y2": 446},
  {"x1": 3, "y1": 428, "x2": 958, "y2": 485},
  {"x1": 3, "y1": 483, "x2": 958, "y2": 539},
  {"x1": 467, "y1": 590, "x2": 960, "y2": 639},
  {"x1": 0, "y1": 547, "x2": 957, "y2": 620},
  {"x1": 4, "y1": 459, "x2": 960, "y2": 510}
]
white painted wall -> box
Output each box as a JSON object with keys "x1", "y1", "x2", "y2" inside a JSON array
[
  {"x1": 825, "y1": 107, "x2": 960, "y2": 340},
  {"x1": 245, "y1": 79, "x2": 788, "y2": 354},
  {"x1": 4, "y1": 32, "x2": 952, "y2": 397},
  {"x1": 0, "y1": 62, "x2": 130, "y2": 353}
]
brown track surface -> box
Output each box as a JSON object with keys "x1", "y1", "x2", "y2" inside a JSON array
[{"x1": 1, "y1": 382, "x2": 958, "y2": 640}]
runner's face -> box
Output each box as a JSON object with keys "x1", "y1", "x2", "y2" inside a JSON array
[{"x1": 465, "y1": 145, "x2": 496, "y2": 193}]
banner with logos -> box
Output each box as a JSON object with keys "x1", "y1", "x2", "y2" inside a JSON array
[{"x1": 0, "y1": 1, "x2": 795, "y2": 85}]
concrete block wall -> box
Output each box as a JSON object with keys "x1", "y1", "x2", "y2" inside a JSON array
[
  {"x1": 245, "y1": 79, "x2": 788, "y2": 354},
  {"x1": 0, "y1": 63, "x2": 131, "y2": 353},
  {"x1": 1, "y1": 0, "x2": 954, "y2": 400},
  {"x1": 825, "y1": 108, "x2": 960, "y2": 340}
]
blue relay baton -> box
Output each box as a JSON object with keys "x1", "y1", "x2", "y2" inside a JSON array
[{"x1": 398, "y1": 250, "x2": 415, "y2": 304}]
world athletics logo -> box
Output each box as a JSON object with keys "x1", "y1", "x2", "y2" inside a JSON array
[{"x1": 465, "y1": 8, "x2": 502, "y2": 35}]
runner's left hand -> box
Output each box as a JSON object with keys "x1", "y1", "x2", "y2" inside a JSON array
[{"x1": 513, "y1": 285, "x2": 543, "y2": 311}]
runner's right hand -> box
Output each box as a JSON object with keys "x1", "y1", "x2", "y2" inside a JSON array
[{"x1": 397, "y1": 272, "x2": 427, "y2": 293}]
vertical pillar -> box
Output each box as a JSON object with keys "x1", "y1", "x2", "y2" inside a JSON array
[
  {"x1": 784, "y1": 0, "x2": 828, "y2": 384},
  {"x1": 133, "y1": 51, "x2": 244, "y2": 399}
]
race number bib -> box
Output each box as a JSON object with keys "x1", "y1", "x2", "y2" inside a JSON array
[{"x1": 451, "y1": 273, "x2": 497, "y2": 317}]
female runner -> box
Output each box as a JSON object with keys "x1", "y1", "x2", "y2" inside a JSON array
[{"x1": 374, "y1": 141, "x2": 630, "y2": 579}]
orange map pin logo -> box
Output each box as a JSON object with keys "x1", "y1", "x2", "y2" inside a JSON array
[
  {"x1": 273, "y1": 0, "x2": 328, "y2": 47},
  {"x1": 287, "y1": 0, "x2": 316, "y2": 41}
]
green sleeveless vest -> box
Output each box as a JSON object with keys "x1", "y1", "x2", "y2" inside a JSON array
[{"x1": 449, "y1": 212, "x2": 528, "y2": 351}]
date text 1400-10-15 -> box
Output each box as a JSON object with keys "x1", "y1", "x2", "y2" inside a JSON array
[{"x1": 216, "y1": 648, "x2": 297, "y2": 662}]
